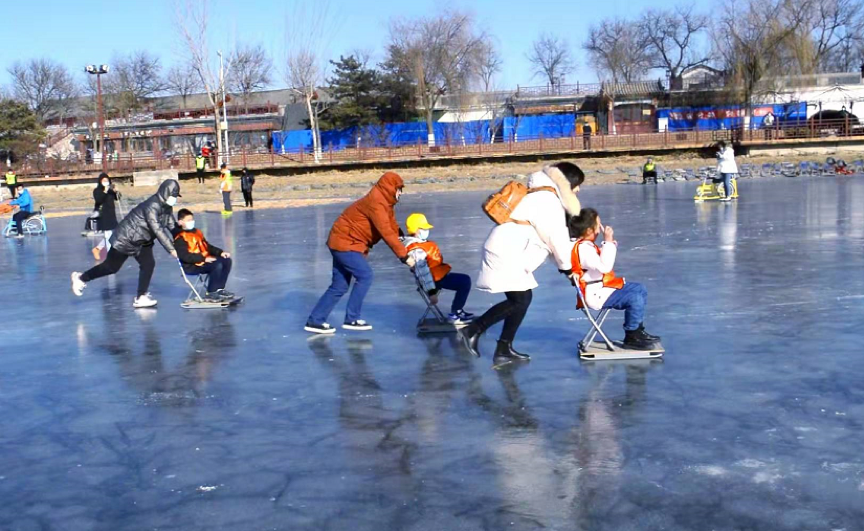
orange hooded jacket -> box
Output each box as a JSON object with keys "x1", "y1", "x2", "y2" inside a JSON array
[{"x1": 327, "y1": 172, "x2": 408, "y2": 258}]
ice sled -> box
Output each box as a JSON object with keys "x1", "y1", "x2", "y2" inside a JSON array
[
  {"x1": 694, "y1": 175, "x2": 738, "y2": 202},
  {"x1": 413, "y1": 276, "x2": 467, "y2": 334},
  {"x1": 575, "y1": 285, "x2": 664, "y2": 361},
  {"x1": 177, "y1": 260, "x2": 242, "y2": 310}
]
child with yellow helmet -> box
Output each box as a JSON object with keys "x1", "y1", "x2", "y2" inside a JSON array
[{"x1": 404, "y1": 212, "x2": 475, "y2": 324}]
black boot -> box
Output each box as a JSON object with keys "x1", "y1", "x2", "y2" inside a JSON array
[
  {"x1": 637, "y1": 323, "x2": 660, "y2": 341},
  {"x1": 458, "y1": 324, "x2": 482, "y2": 357},
  {"x1": 623, "y1": 328, "x2": 659, "y2": 351},
  {"x1": 493, "y1": 340, "x2": 531, "y2": 361}
]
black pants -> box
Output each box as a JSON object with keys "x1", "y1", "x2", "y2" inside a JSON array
[
  {"x1": 7, "y1": 184, "x2": 16, "y2": 198},
  {"x1": 80, "y1": 246, "x2": 155, "y2": 297},
  {"x1": 643, "y1": 170, "x2": 657, "y2": 183},
  {"x1": 184, "y1": 256, "x2": 232, "y2": 292},
  {"x1": 242, "y1": 189, "x2": 253, "y2": 207},
  {"x1": 471, "y1": 290, "x2": 533, "y2": 343},
  {"x1": 222, "y1": 191, "x2": 232, "y2": 212},
  {"x1": 197, "y1": 168, "x2": 205, "y2": 184},
  {"x1": 12, "y1": 210, "x2": 32, "y2": 234}
]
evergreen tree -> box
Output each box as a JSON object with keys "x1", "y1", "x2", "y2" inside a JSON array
[
  {"x1": 321, "y1": 55, "x2": 381, "y2": 130},
  {"x1": 0, "y1": 97, "x2": 44, "y2": 160}
]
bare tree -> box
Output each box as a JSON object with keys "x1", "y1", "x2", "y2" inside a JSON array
[
  {"x1": 476, "y1": 40, "x2": 503, "y2": 144},
  {"x1": 714, "y1": 0, "x2": 805, "y2": 123},
  {"x1": 792, "y1": 0, "x2": 864, "y2": 73},
  {"x1": 7, "y1": 59, "x2": 79, "y2": 123},
  {"x1": 640, "y1": 6, "x2": 710, "y2": 86},
  {"x1": 284, "y1": 1, "x2": 339, "y2": 162},
  {"x1": 584, "y1": 18, "x2": 651, "y2": 83},
  {"x1": 165, "y1": 64, "x2": 202, "y2": 109},
  {"x1": 106, "y1": 51, "x2": 165, "y2": 119},
  {"x1": 526, "y1": 33, "x2": 575, "y2": 88},
  {"x1": 388, "y1": 10, "x2": 486, "y2": 147},
  {"x1": 174, "y1": 0, "x2": 227, "y2": 160},
  {"x1": 228, "y1": 43, "x2": 273, "y2": 114}
]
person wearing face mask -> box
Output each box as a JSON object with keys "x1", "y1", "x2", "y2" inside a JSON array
[
  {"x1": 403, "y1": 212, "x2": 475, "y2": 324},
  {"x1": 305, "y1": 171, "x2": 416, "y2": 334},
  {"x1": 569, "y1": 208, "x2": 659, "y2": 350},
  {"x1": 71, "y1": 179, "x2": 181, "y2": 308},
  {"x1": 173, "y1": 208, "x2": 234, "y2": 300},
  {"x1": 91, "y1": 173, "x2": 120, "y2": 260}
]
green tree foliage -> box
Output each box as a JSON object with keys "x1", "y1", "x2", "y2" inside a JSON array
[
  {"x1": 320, "y1": 55, "x2": 381, "y2": 130},
  {"x1": 0, "y1": 98, "x2": 45, "y2": 159}
]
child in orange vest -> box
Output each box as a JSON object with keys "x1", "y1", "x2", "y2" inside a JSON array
[
  {"x1": 569, "y1": 208, "x2": 660, "y2": 350},
  {"x1": 404, "y1": 213, "x2": 474, "y2": 324},
  {"x1": 174, "y1": 208, "x2": 234, "y2": 300}
]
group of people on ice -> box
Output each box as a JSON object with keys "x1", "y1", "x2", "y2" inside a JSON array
[{"x1": 68, "y1": 160, "x2": 660, "y2": 361}]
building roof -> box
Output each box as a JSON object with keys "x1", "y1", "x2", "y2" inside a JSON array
[{"x1": 601, "y1": 81, "x2": 666, "y2": 97}]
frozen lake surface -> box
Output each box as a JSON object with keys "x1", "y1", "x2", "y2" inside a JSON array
[{"x1": 2, "y1": 175, "x2": 864, "y2": 530}]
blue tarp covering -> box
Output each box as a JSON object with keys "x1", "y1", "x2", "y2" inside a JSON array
[
  {"x1": 657, "y1": 102, "x2": 807, "y2": 131},
  {"x1": 272, "y1": 114, "x2": 578, "y2": 152}
]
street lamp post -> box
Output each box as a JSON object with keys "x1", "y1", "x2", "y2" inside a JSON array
[
  {"x1": 217, "y1": 51, "x2": 229, "y2": 164},
  {"x1": 85, "y1": 64, "x2": 109, "y2": 171}
]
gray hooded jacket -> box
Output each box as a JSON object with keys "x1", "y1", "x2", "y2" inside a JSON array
[{"x1": 109, "y1": 180, "x2": 179, "y2": 255}]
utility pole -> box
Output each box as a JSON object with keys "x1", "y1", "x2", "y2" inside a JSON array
[
  {"x1": 85, "y1": 64, "x2": 109, "y2": 171},
  {"x1": 218, "y1": 51, "x2": 230, "y2": 164}
]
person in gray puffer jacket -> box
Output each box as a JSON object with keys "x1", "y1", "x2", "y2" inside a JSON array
[{"x1": 71, "y1": 180, "x2": 181, "y2": 308}]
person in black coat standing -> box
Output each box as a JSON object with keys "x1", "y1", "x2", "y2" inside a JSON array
[
  {"x1": 91, "y1": 173, "x2": 121, "y2": 260},
  {"x1": 240, "y1": 167, "x2": 255, "y2": 207},
  {"x1": 71, "y1": 179, "x2": 181, "y2": 308}
]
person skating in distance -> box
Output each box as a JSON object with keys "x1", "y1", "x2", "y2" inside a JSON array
[{"x1": 71, "y1": 179, "x2": 181, "y2": 308}]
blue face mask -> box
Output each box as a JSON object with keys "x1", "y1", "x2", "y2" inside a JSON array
[
  {"x1": 416, "y1": 229, "x2": 430, "y2": 241},
  {"x1": 183, "y1": 220, "x2": 195, "y2": 231},
  {"x1": 166, "y1": 196, "x2": 177, "y2": 207}
]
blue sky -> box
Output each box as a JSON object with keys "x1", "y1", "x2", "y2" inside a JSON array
[{"x1": 1, "y1": 0, "x2": 712, "y2": 92}]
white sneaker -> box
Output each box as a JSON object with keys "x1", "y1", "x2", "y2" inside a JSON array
[
  {"x1": 343, "y1": 320, "x2": 373, "y2": 331},
  {"x1": 719, "y1": 196, "x2": 732, "y2": 202},
  {"x1": 133, "y1": 293, "x2": 158, "y2": 308},
  {"x1": 71, "y1": 272, "x2": 86, "y2": 296}
]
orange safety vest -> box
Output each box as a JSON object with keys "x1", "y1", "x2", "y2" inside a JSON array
[
  {"x1": 571, "y1": 238, "x2": 624, "y2": 308},
  {"x1": 175, "y1": 229, "x2": 211, "y2": 266},
  {"x1": 406, "y1": 240, "x2": 452, "y2": 282}
]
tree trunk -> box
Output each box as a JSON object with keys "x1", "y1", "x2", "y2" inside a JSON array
[
  {"x1": 305, "y1": 93, "x2": 320, "y2": 163},
  {"x1": 425, "y1": 104, "x2": 436, "y2": 147}
]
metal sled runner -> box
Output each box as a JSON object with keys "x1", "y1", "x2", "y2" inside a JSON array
[
  {"x1": 414, "y1": 276, "x2": 467, "y2": 334},
  {"x1": 178, "y1": 261, "x2": 243, "y2": 310},
  {"x1": 575, "y1": 286, "x2": 664, "y2": 361}
]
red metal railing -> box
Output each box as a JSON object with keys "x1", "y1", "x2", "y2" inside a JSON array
[{"x1": 14, "y1": 119, "x2": 863, "y2": 179}]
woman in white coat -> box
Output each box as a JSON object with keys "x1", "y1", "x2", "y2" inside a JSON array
[
  {"x1": 460, "y1": 162, "x2": 584, "y2": 360},
  {"x1": 717, "y1": 141, "x2": 738, "y2": 202}
]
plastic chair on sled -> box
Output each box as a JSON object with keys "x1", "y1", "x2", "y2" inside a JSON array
[
  {"x1": 3, "y1": 206, "x2": 47, "y2": 237},
  {"x1": 414, "y1": 275, "x2": 467, "y2": 334},
  {"x1": 575, "y1": 286, "x2": 664, "y2": 361}
]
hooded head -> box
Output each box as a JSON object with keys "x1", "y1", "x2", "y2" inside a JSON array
[
  {"x1": 374, "y1": 171, "x2": 404, "y2": 205},
  {"x1": 98, "y1": 172, "x2": 111, "y2": 188},
  {"x1": 156, "y1": 179, "x2": 181, "y2": 206},
  {"x1": 540, "y1": 162, "x2": 584, "y2": 217}
]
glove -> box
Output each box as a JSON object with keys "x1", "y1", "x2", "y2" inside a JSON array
[
  {"x1": 402, "y1": 255, "x2": 417, "y2": 268},
  {"x1": 559, "y1": 269, "x2": 578, "y2": 287},
  {"x1": 428, "y1": 291, "x2": 439, "y2": 305}
]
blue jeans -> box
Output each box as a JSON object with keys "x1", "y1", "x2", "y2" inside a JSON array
[
  {"x1": 185, "y1": 256, "x2": 232, "y2": 292},
  {"x1": 435, "y1": 272, "x2": 471, "y2": 313},
  {"x1": 602, "y1": 282, "x2": 647, "y2": 331},
  {"x1": 308, "y1": 250, "x2": 373, "y2": 324},
  {"x1": 721, "y1": 173, "x2": 734, "y2": 198}
]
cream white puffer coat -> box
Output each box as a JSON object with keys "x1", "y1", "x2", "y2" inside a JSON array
[{"x1": 476, "y1": 166, "x2": 581, "y2": 293}]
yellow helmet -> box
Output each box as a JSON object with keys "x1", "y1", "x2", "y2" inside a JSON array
[{"x1": 406, "y1": 213, "x2": 433, "y2": 235}]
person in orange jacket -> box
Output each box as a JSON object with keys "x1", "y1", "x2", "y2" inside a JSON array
[{"x1": 404, "y1": 213, "x2": 475, "y2": 324}]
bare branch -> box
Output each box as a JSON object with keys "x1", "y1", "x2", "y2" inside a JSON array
[
  {"x1": 227, "y1": 43, "x2": 273, "y2": 112},
  {"x1": 583, "y1": 18, "x2": 651, "y2": 83},
  {"x1": 526, "y1": 33, "x2": 574, "y2": 87},
  {"x1": 640, "y1": 5, "x2": 710, "y2": 81},
  {"x1": 7, "y1": 58, "x2": 79, "y2": 122}
]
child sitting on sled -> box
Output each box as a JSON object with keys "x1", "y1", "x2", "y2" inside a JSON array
[
  {"x1": 568, "y1": 208, "x2": 660, "y2": 350},
  {"x1": 174, "y1": 208, "x2": 234, "y2": 301},
  {"x1": 403, "y1": 212, "x2": 475, "y2": 324}
]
